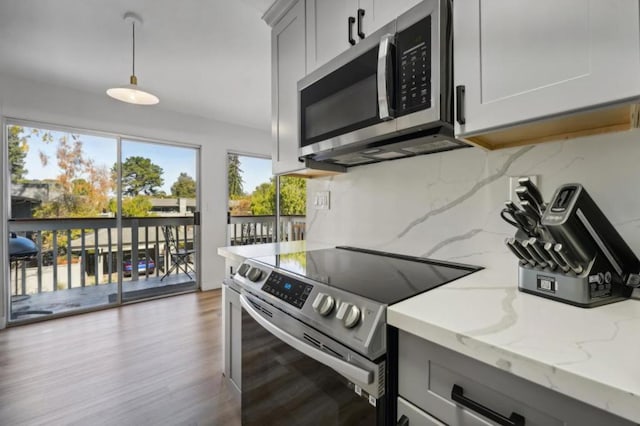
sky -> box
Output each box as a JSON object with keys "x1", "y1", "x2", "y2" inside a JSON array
[
  {"x1": 18, "y1": 126, "x2": 273, "y2": 198},
  {"x1": 20, "y1": 127, "x2": 196, "y2": 195},
  {"x1": 237, "y1": 155, "x2": 272, "y2": 194}
]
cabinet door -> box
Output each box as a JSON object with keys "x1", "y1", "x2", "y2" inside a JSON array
[
  {"x1": 358, "y1": 0, "x2": 422, "y2": 36},
  {"x1": 272, "y1": 1, "x2": 307, "y2": 175},
  {"x1": 454, "y1": 0, "x2": 640, "y2": 137},
  {"x1": 222, "y1": 284, "x2": 242, "y2": 393},
  {"x1": 306, "y1": 0, "x2": 358, "y2": 73}
]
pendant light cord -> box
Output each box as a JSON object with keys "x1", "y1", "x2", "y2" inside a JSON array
[{"x1": 132, "y1": 21, "x2": 136, "y2": 76}]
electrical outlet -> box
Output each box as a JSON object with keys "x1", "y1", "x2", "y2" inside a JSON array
[
  {"x1": 314, "y1": 191, "x2": 330, "y2": 210},
  {"x1": 509, "y1": 175, "x2": 538, "y2": 202}
]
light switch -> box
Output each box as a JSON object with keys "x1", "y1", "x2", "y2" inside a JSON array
[{"x1": 314, "y1": 191, "x2": 330, "y2": 210}]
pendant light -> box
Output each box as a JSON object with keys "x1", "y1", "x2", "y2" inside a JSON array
[{"x1": 107, "y1": 12, "x2": 159, "y2": 105}]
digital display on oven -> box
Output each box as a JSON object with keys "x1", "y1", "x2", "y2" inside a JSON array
[{"x1": 262, "y1": 272, "x2": 313, "y2": 309}]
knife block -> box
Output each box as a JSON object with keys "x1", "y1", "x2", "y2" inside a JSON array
[
  {"x1": 518, "y1": 253, "x2": 633, "y2": 308},
  {"x1": 515, "y1": 183, "x2": 639, "y2": 307}
]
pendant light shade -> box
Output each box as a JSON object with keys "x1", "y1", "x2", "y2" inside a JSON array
[{"x1": 107, "y1": 12, "x2": 159, "y2": 105}]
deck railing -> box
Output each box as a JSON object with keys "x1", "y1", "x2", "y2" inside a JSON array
[
  {"x1": 8, "y1": 216, "x2": 195, "y2": 297},
  {"x1": 228, "y1": 215, "x2": 305, "y2": 246}
]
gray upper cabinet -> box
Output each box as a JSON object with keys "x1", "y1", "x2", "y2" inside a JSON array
[
  {"x1": 306, "y1": 0, "x2": 421, "y2": 73},
  {"x1": 454, "y1": 0, "x2": 640, "y2": 149},
  {"x1": 270, "y1": 0, "x2": 346, "y2": 176},
  {"x1": 271, "y1": 1, "x2": 307, "y2": 175}
]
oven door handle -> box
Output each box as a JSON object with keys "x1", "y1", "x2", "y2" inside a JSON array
[{"x1": 240, "y1": 294, "x2": 374, "y2": 385}]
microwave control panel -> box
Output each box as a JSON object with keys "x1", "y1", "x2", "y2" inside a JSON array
[{"x1": 397, "y1": 16, "x2": 431, "y2": 116}]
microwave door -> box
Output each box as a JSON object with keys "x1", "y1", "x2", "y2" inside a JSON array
[{"x1": 299, "y1": 23, "x2": 398, "y2": 158}]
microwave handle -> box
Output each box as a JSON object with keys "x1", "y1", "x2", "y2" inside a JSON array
[{"x1": 378, "y1": 33, "x2": 395, "y2": 120}]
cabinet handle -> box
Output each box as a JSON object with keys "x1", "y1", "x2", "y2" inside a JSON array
[
  {"x1": 397, "y1": 414, "x2": 409, "y2": 426},
  {"x1": 348, "y1": 16, "x2": 356, "y2": 45},
  {"x1": 357, "y1": 8, "x2": 365, "y2": 39},
  {"x1": 451, "y1": 384, "x2": 525, "y2": 426},
  {"x1": 456, "y1": 85, "x2": 466, "y2": 125}
]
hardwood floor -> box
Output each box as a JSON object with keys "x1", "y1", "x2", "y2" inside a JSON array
[{"x1": 0, "y1": 290, "x2": 241, "y2": 426}]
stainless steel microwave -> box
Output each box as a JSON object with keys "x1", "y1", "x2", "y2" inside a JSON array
[{"x1": 298, "y1": 0, "x2": 469, "y2": 167}]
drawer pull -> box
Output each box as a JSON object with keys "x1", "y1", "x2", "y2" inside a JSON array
[
  {"x1": 451, "y1": 384, "x2": 525, "y2": 426},
  {"x1": 397, "y1": 414, "x2": 409, "y2": 426}
]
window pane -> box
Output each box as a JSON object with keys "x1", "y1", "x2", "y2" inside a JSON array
[{"x1": 7, "y1": 124, "x2": 117, "y2": 321}]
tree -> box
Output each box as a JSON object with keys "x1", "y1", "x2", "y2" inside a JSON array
[
  {"x1": 34, "y1": 133, "x2": 112, "y2": 218},
  {"x1": 228, "y1": 154, "x2": 244, "y2": 198},
  {"x1": 108, "y1": 196, "x2": 153, "y2": 217},
  {"x1": 249, "y1": 176, "x2": 306, "y2": 216},
  {"x1": 8, "y1": 125, "x2": 28, "y2": 182},
  {"x1": 171, "y1": 172, "x2": 196, "y2": 198},
  {"x1": 117, "y1": 156, "x2": 164, "y2": 196},
  {"x1": 280, "y1": 176, "x2": 306, "y2": 215},
  {"x1": 250, "y1": 181, "x2": 276, "y2": 215}
]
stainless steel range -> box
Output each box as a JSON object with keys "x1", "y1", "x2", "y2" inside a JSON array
[{"x1": 229, "y1": 246, "x2": 481, "y2": 426}]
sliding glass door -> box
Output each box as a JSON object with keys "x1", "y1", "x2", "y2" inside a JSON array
[
  {"x1": 7, "y1": 123, "x2": 119, "y2": 321},
  {"x1": 5, "y1": 121, "x2": 200, "y2": 323},
  {"x1": 119, "y1": 139, "x2": 199, "y2": 303}
]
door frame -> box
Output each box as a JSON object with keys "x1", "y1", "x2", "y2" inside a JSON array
[{"x1": 2, "y1": 117, "x2": 202, "y2": 326}]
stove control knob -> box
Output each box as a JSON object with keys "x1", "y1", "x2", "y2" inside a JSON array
[
  {"x1": 343, "y1": 305, "x2": 361, "y2": 329},
  {"x1": 247, "y1": 267, "x2": 264, "y2": 282},
  {"x1": 237, "y1": 263, "x2": 251, "y2": 277},
  {"x1": 312, "y1": 293, "x2": 335, "y2": 316}
]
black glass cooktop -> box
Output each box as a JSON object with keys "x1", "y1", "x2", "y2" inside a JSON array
[{"x1": 252, "y1": 246, "x2": 482, "y2": 305}]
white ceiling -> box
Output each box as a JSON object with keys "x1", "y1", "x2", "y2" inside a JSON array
[{"x1": 0, "y1": 0, "x2": 274, "y2": 130}]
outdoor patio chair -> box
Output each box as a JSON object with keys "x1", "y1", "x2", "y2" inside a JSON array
[{"x1": 161, "y1": 226, "x2": 195, "y2": 281}]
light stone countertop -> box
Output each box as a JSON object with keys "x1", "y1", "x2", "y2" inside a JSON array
[
  {"x1": 388, "y1": 262, "x2": 640, "y2": 423},
  {"x1": 217, "y1": 241, "x2": 331, "y2": 263}
]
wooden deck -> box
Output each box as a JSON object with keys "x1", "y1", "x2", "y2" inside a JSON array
[
  {"x1": 10, "y1": 272, "x2": 196, "y2": 322},
  {"x1": 0, "y1": 290, "x2": 241, "y2": 425}
]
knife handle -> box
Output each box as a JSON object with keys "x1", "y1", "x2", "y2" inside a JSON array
[
  {"x1": 520, "y1": 200, "x2": 541, "y2": 224},
  {"x1": 517, "y1": 177, "x2": 545, "y2": 208},
  {"x1": 508, "y1": 238, "x2": 536, "y2": 267},
  {"x1": 554, "y1": 243, "x2": 583, "y2": 275},
  {"x1": 544, "y1": 242, "x2": 570, "y2": 273},
  {"x1": 505, "y1": 238, "x2": 529, "y2": 266},
  {"x1": 528, "y1": 238, "x2": 556, "y2": 270},
  {"x1": 515, "y1": 186, "x2": 543, "y2": 215},
  {"x1": 522, "y1": 239, "x2": 546, "y2": 267}
]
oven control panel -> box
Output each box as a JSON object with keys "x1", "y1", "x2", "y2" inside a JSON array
[{"x1": 262, "y1": 271, "x2": 313, "y2": 309}]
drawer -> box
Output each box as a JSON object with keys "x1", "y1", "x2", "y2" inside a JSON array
[
  {"x1": 397, "y1": 396, "x2": 446, "y2": 426},
  {"x1": 398, "y1": 330, "x2": 634, "y2": 426}
]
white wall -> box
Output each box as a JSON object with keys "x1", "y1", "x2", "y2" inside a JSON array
[
  {"x1": 0, "y1": 72, "x2": 271, "y2": 327},
  {"x1": 306, "y1": 130, "x2": 640, "y2": 272}
]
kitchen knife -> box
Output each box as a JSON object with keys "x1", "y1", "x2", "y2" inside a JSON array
[
  {"x1": 515, "y1": 186, "x2": 543, "y2": 215},
  {"x1": 544, "y1": 242, "x2": 570, "y2": 273},
  {"x1": 517, "y1": 177, "x2": 545, "y2": 209},
  {"x1": 528, "y1": 238, "x2": 556, "y2": 270},
  {"x1": 521, "y1": 239, "x2": 546, "y2": 267},
  {"x1": 554, "y1": 243, "x2": 584, "y2": 275},
  {"x1": 519, "y1": 200, "x2": 541, "y2": 225},
  {"x1": 507, "y1": 238, "x2": 536, "y2": 267},
  {"x1": 505, "y1": 238, "x2": 529, "y2": 266}
]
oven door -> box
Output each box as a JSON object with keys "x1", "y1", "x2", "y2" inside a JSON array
[{"x1": 240, "y1": 293, "x2": 386, "y2": 426}]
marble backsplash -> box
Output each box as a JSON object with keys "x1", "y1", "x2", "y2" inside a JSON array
[{"x1": 305, "y1": 129, "x2": 640, "y2": 271}]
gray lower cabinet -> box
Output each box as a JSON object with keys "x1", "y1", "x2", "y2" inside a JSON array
[
  {"x1": 398, "y1": 330, "x2": 634, "y2": 426},
  {"x1": 222, "y1": 282, "x2": 242, "y2": 394},
  {"x1": 398, "y1": 397, "x2": 446, "y2": 426}
]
